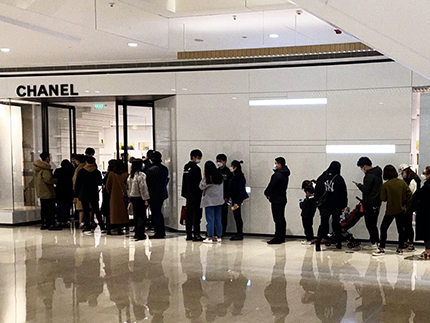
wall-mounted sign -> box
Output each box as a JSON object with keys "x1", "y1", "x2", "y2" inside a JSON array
[{"x1": 16, "y1": 84, "x2": 79, "y2": 97}]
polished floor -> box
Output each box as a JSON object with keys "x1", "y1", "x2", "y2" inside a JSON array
[{"x1": 1, "y1": 227, "x2": 430, "y2": 323}]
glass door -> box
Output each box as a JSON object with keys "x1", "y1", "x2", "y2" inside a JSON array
[
  {"x1": 42, "y1": 103, "x2": 76, "y2": 168},
  {"x1": 116, "y1": 101, "x2": 154, "y2": 163}
]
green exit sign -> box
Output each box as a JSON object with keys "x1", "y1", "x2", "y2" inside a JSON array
[{"x1": 94, "y1": 104, "x2": 105, "y2": 109}]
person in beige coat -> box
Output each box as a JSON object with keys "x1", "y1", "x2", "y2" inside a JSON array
[
  {"x1": 73, "y1": 154, "x2": 86, "y2": 226},
  {"x1": 106, "y1": 160, "x2": 129, "y2": 235},
  {"x1": 34, "y1": 152, "x2": 61, "y2": 230}
]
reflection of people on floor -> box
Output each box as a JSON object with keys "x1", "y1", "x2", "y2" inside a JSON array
[
  {"x1": 222, "y1": 245, "x2": 247, "y2": 317},
  {"x1": 75, "y1": 246, "x2": 104, "y2": 308},
  {"x1": 355, "y1": 258, "x2": 382, "y2": 322},
  {"x1": 104, "y1": 247, "x2": 132, "y2": 322},
  {"x1": 25, "y1": 238, "x2": 38, "y2": 322},
  {"x1": 264, "y1": 246, "x2": 290, "y2": 323},
  {"x1": 181, "y1": 244, "x2": 204, "y2": 322},
  {"x1": 313, "y1": 254, "x2": 346, "y2": 323},
  {"x1": 147, "y1": 244, "x2": 171, "y2": 323},
  {"x1": 300, "y1": 247, "x2": 317, "y2": 305},
  {"x1": 412, "y1": 264, "x2": 430, "y2": 322}
]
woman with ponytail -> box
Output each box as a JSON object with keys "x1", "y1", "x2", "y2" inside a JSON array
[{"x1": 228, "y1": 160, "x2": 249, "y2": 240}]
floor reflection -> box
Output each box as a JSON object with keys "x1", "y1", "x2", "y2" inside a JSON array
[{"x1": 2, "y1": 227, "x2": 430, "y2": 322}]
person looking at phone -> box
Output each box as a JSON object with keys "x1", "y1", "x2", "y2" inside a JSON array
[{"x1": 355, "y1": 157, "x2": 383, "y2": 250}]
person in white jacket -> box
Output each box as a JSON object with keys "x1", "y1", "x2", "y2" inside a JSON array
[
  {"x1": 399, "y1": 164, "x2": 422, "y2": 251},
  {"x1": 128, "y1": 160, "x2": 150, "y2": 241}
]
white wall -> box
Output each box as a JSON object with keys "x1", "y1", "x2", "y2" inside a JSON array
[{"x1": 174, "y1": 62, "x2": 414, "y2": 240}]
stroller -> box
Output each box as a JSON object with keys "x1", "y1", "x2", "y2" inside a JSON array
[{"x1": 325, "y1": 197, "x2": 364, "y2": 249}]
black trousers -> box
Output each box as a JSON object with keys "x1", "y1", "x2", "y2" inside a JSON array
[
  {"x1": 233, "y1": 207, "x2": 243, "y2": 235},
  {"x1": 40, "y1": 198, "x2": 56, "y2": 226},
  {"x1": 403, "y1": 208, "x2": 414, "y2": 244},
  {"x1": 302, "y1": 216, "x2": 314, "y2": 241},
  {"x1": 82, "y1": 199, "x2": 105, "y2": 230},
  {"x1": 221, "y1": 203, "x2": 229, "y2": 236},
  {"x1": 379, "y1": 212, "x2": 405, "y2": 249},
  {"x1": 363, "y1": 204, "x2": 380, "y2": 244},
  {"x1": 151, "y1": 199, "x2": 165, "y2": 236},
  {"x1": 131, "y1": 197, "x2": 147, "y2": 239},
  {"x1": 271, "y1": 202, "x2": 286, "y2": 242},
  {"x1": 317, "y1": 208, "x2": 342, "y2": 244},
  {"x1": 186, "y1": 200, "x2": 202, "y2": 238}
]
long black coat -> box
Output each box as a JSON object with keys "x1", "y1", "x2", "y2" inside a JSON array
[
  {"x1": 415, "y1": 180, "x2": 430, "y2": 241},
  {"x1": 53, "y1": 167, "x2": 74, "y2": 203}
]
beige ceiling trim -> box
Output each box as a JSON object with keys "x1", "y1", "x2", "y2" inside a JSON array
[{"x1": 178, "y1": 42, "x2": 372, "y2": 60}]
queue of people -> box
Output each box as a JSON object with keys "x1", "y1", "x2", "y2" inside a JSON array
[
  {"x1": 34, "y1": 148, "x2": 169, "y2": 239},
  {"x1": 34, "y1": 147, "x2": 430, "y2": 256}
]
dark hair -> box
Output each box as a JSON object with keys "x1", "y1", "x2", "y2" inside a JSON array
[
  {"x1": 75, "y1": 154, "x2": 86, "y2": 164},
  {"x1": 107, "y1": 159, "x2": 116, "y2": 172},
  {"x1": 216, "y1": 154, "x2": 227, "y2": 162},
  {"x1": 151, "y1": 151, "x2": 162, "y2": 165},
  {"x1": 190, "y1": 149, "x2": 203, "y2": 159},
  {"x1": 326, "y1": 161, "x2": 341, "y2": 175},
  {"x1": 383, "y1": 165, "x2": 398, "y2": 180},
  {"x1": 61, "y1": 159, "x2": 72, "y2": 169},
  {"x1": 86, "y1": 156, "x2": 96, "y2": 165},
  {"x1": 40, "y1": 151, "x2": 50, "y2": 161},
  {"x1": 204, "y1": 161, "x2": 223, "y2": 185},
  {"x1": 301, "y1": 180, "x2": 312, "y2": 190},
  {"x1": 146, "y1": 150, "x2": 154, "y2": 159},
  {"x1": 275, "y1": 157, "x2": 286, "y2": 167},
  {"x1": 357, "y1": 157, "x2": 372, "y2": 167},
  {"x1": 423, "y1": 166, "x2": 430, "y2": 176},
  {"x1": 71, "y1": 153, "x2": 77, "y2": 159},
  {"x1": 85, "y1": 147, "x2": 95, "y2": 156},
  {"x1": 231, "y1": 160, "x2": 243, "y2": 175},
  {"x1": 304, "y1": 186, "x2": 315, "y2": 194},
  {"x1": 402, "y1": 167, "x2": 421, "y2": 187},
  {"x1": 113, "y1": 160, "x2": 126, "y2": 175},
  {"x1": 130, "y1": 160, "x2": 143, "y2": 178}
]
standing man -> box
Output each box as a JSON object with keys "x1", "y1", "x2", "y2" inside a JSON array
[
  {"x1": 74, "y1": 157, "x2": 106, "y2": 234},
  {"x1": 216, "y1": 153, "x2": 233, "y2": 236},
  {"x1": 146, "y1": 151, "x2": 169, "y2": 239},
  {"x1": 264, "y1": 157, "x2": 290, "y2": 244},
  {"x1": 85, "y1": 147, "x2": 95, "y2": 158},
  {"x1": 142, "y1": 150, "x2": 154, "y2": 174},
  {"x1": 355, "y1": 157, "x2": 382, "y2": 250},
  {"x1": 182, "y1": 149, "x2": 204, "y2": 241},
  {"x1": 34, "y1": 152, "x2": 61, "y2": 231}
]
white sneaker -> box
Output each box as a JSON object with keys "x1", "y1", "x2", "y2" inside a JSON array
[
  {"x1": 215, "y1": 237, "x2": 222, "y2": 243},
  {"x1": 203, "y1": 238, "x2": 216, "y2": 244},
  {"x1": 372, "y1": 248, "x2": 385, "y2": 256},
  {"x1": 363, "y1": 243, "x2": 378, "y2": 250},
  {"x1": 301, "y1": 240, "x2": 313, "y2": 245}
]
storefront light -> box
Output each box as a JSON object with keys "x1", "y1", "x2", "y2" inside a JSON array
[
  {"x1": 326, "y1": 145, "x2": 396, "y2": 154},
  {"x1": 249, "y1": 98, "x2": 327, "y2": 106}
]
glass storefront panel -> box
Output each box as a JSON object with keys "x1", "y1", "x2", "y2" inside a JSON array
[{"x1": 48, "y1": 107, "x2": 71, "y2": 168}]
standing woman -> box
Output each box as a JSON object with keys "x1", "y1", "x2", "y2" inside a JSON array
[
  {"x1": 414, "y1": 167, "x2": 430, "y2": 258},
  {"x1": 101, "y1": 160, "x2": 115, "y2": 232},
  {"x1": 128, "y1": 160, "x2": 150, "y2": 241},
  {"x1": 228, "y1": 160, "x2": 249, "y2": 241},
  {"x1": 373, "y1": 165, "x2": 412, "y2": 256},
  {"x1": 400, "y1": 166, "x2": 421, "y2": 251},
  {"x1": 106, "y1": 160, "x2": 129, "y2": 235},
  {"x1": 314, "y1": 161, "x2": 348, "y2": 252},
  {"x1": 54, "y1": 159, "x2": 75, "y2": 226},
  {"x1": 146, "y1": 151, "x2": 169, "y2": 239},
  {"x1": 199, "y1": 161, "x2": 224, "y2": 243},
  {"x1": 73, "y1": 154, "x2": 86, "y2": 227}
]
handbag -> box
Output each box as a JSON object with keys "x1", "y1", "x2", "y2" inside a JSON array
[
  {"x1": 316, "y1": 175, "x2": 337, "y2": 208},
  {"x1": 180, "y1": 205, "x2": 187, "y2": 225},
  {"x1": 115, "y1": 173, "x2": 130, "y2": 203}
]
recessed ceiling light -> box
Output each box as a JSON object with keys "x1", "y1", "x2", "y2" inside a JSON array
[
  {"x1": 85, "y1": 90, "x2": 90, "y2": 93},
  {"x1": 242, "y1": 36, "x2": 247, "y2": 39},
  {"x1": 1, "y1": 48, "x2": 10, "y2": 53},
  {"x1": 269, "y1": 34, "x2": 279, "y2": 38},
  {"x1": 194, "y1": 38, "x2": 204, "y2": 42},
  {"x1": 128, "y1": 42, "x2": 138, "y2": 47},
  {"x1": 95, "y1": 90, "x2": 100, "y2": 93}
]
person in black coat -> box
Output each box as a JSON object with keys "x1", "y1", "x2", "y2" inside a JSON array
[
  {"x1": 74, "y1": 157, "x2": 105, "y2": 233},
  {"x1": 181, "y1": 149, "x2": 204, "y2": 241},
  {"x1": 53, "y1": 159, "x2": 74, "y2": 225},
  {"x1": 264, "y1": 157, "x2": 290, "y2": 244},
  {"x1": 216, "y1": 153, "x2": 233, "y2": 236},
  {"x1": 415, "y1": 166, "x2": 430, "y2": 258},
  {"x1": 228, "y1": 160, "x2": 249, "y2": 241},
  {"x1": 142, "y1": 149, "x2": 154, "y2": 174},
  {"x1": 300, "y1": 180, "x2": 317, "y2": 244},
  {"x1": 314, "y1": 161, "x2": 348, "y2": 251},
  {"x1": 146, "y1": 151, "x2": 169, "y2": 239}
]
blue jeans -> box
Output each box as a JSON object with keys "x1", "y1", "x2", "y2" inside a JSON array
[{"x1": 205, "y1": 205, "x2": 223, "y2": 238}]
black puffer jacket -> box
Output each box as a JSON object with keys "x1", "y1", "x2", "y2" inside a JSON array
[
  {"x1": 181, "y1": 161, "x2": 202, "y2": 203},
  {"x1": 264, "y1": 166, "x2": 290, "y2": 204},
  {"x1": 415, "y1": 180, "x2": 430, "y2": 241},
  {"x1": 314, "y1": 162, "x2": 348, "y2": 210},
  {"x1": 357, "y1": 166, "x2": 382, "y2": 206}
]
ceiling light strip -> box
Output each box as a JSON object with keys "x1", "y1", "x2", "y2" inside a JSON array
[{"x1": 249, "y1": 98, "x2": 327, "y2": 106}]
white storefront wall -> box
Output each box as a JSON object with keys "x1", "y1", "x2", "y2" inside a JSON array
[{"x1": 1, "y1": 61, "x2": 428, "y2": 239}]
